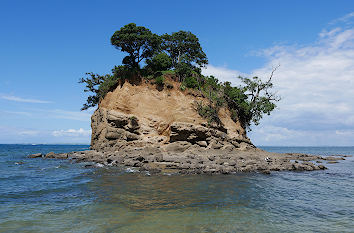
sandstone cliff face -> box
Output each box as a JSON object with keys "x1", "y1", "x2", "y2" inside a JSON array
[{"x1": 91, "y1": 81, "x2": 253, "y2": 152}]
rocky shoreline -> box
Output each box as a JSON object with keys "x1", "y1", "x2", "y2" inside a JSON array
[{"x1": 28, "y1": 145, "x2": 349, "y2": 175}]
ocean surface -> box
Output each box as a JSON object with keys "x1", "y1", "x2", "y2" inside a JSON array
[{"x1": 0, "y1": 145, "x2": 353, "y2": 233}]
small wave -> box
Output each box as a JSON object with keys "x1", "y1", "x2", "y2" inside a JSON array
[
  {"x1": 95, "y1": 163, "x2": 104, "y2": 168},
  {"x1": 126, "y1": 167, "x2": 137, "y2": 173}
]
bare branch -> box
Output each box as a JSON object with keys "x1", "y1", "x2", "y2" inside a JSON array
[{"x1": 267, "y1": 64, "x2": 280, "y2": 83}]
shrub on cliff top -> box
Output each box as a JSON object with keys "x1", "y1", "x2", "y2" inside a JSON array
[
  {"x1": 79, "y1": 73, "x2": 112, "y2": 110},
  {"x1": 154, "y1": 76, "x2": 165, "y2": 86},
  {"x1": 183, "y1": 76, "x2": 199, "y2": 89},
  {"x1": 146, "y1": 52, "x2": 173, "y2": 72}
]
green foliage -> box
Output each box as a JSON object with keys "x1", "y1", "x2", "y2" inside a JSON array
[
  {"x1": 162, "y1": 31, "x2": 208, "y2": 67},
  {"x1": 196, "y1": 102, "x2": 222, "y2": 126},
  {"x1": 180, "y1": 83, "x2": 186, "y2": 91},
  {"x1": 162, "y1": 70, "x2": 176, "y2": 75},
  {"x1": 154, "y1": 76, "x2": 165, "y2": 86},
  {"x1": 223, "y1": 81, "x2": 250, "y2": 128},
  {"x1": 111, "y1": 23, "x2": 161, "y2": 69},
  {"x1": 79, "y1": 65, "x2": 136, "y2": 110},
  {"x1": 237, "y1": 75, "x2": 280, "y2": 129},
  {"x1": 146, "y1": 52, "x2": 172, "y2": 72},
  {"x1": 194, "y1": 73, "x2": 280, "y2": 131},
  {"x1": 112, "y1": 65, "x2": 135, "y2": 81},
  {"x1": 98, "y1": 75, "x2": 119, "y2": 98},
  {"x1": 183, "y1": 76, "x2": 199, "y2": 89},
  {"x1": 145, "y1": 75, "x2": 154, "y2": 80},
  {"x1": 79, "y1": 73, "x2": 116, "y2": 110},
  {"x1": 201, "y1": 76, "x2": 224, "y2": 106},
  {"x1": 175, "y1": 62, "x2": 193, "y2": 81}
]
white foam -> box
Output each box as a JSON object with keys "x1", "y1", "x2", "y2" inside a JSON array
[
  {"x1": 95, "y1": 163, "x2": 104, "y2": 168},
  {"x1": 126, "y1": 167, "x2": 136, "y2": 173}
]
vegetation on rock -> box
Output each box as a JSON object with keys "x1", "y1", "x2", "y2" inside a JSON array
[
  {"x1": 80, "y1": 23, "x2": 280, "y2": 130},
  {"x1": 110, "y1": 23, "x2": 161, "y2": 70}
]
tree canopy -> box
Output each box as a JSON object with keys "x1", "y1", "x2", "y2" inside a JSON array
[
  {"x1": 111, "y1": 23, "x2": 161, "y2": 69},
  {"x1": 162, "y1": 31, "x2": 208, "y2": 67}
]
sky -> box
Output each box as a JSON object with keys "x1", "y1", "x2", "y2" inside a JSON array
[{"x1": 1, "y1": 0, "x2": 354, "y2": 146}]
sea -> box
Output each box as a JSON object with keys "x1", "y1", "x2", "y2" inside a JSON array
[{"x1": 0, "y1": 144, "x2": 353, "y2": 233}]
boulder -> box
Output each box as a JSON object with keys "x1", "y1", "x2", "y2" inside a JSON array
[{"x1": 45, "y1": 152, "x2": 56, "y2": 158}]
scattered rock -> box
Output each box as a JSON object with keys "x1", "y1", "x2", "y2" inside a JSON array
[
  {"x1": 27, "y1": 148, "x2": 347, "y2": 174},
  {"x1": 27, "y1": 153, "x2": 43, "y2": 158},
  {"x1": 324, "y1": 156, "x2": 345, "y2": 161},
  {"x1": 196, "y1": 141, "x2": 208, "y2": 147},
  {"x1": 327, "y1": 161, "x2": 338, "y2": 164},
  {"x1": 55, "y1": 153, "x2": 68, "y2": 159},
  {"x1": 45, "y1": 152, "x2": 56, "y2": 158}
]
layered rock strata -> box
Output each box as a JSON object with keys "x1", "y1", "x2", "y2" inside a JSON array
[{"x1": 91, "y1": 108, "x2": 253, "y2": 152}]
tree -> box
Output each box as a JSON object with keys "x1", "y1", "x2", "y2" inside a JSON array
[
  {"x1": 78, "y1": 73, "x2": 111, "y2": 110},
  {"x1": 79, "y1": 65, "x2": 132, "y2": 110},
  {"x1": 145, "y1": 52, "x2": 173, "y2": 72},
  {"x1": 162, "y1": 31, "x2": 208, "y2": 68},
  {"x1": 238, "y1": 65, "x2": 281, "y2": 129},
  {"x1": 175, "y1": 62, "x2": 193, "y2": 81},
  {"x1": 223, "y1": 81, "x2": 250, "y2": 128},
  {"x1": 111, "y1": 23, "x2": 161, "y2": 69}
]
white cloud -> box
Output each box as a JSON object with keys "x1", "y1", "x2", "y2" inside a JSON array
[
  {"x1": 335, "y1": 129, "x2": 354, "y2": 135},
  {"x1": 48, "y1": 109, "x2": 92, "y2": 122},
  {"x1": 19, "y1": 108, "x2": 93, "y2": 122},
  {"x1": 52, "y1": 128, "x2": 91, "y2": 137},
  {"x1": 329, "y1": 12, "x2": 354, "y2": 25},
  {"x1": 1, "y1": 110, "x2": 32, "y2": 117},
  {"x1": 202, "y1": 65, "x2": 246, "y2": 85},
  {"x1": 0, "y1": 108, "x2": 92, "y2": 122},
  {"x1": 0, "y1": 125, "x2": 90, "y2": 144},
  {"x1": 18, "y1": 130, "x2": 39, "y2": 136},
  {"x1": 1, "y1": 95, "x2": 52, "y2": 104},
  {"x1": 204, "y1": 19, "x2": 354, "y2": 146}
]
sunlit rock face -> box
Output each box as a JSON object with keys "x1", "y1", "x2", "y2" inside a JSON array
[{"x1": 90, "y1": 81, "x2": 253, "y2": 152}]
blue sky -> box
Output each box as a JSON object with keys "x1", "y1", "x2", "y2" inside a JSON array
[{"x1": 1, "y1": 0, "x2": 354, "y2": 145}]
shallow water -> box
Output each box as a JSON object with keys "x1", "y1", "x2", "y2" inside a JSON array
[{"x1": 0, "y1": 145, "x2": 353, "y2": 232}]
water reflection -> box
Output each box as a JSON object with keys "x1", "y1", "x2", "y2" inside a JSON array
[{"x1": 89, "y1": 169, "x2": 260, "y2": 211}]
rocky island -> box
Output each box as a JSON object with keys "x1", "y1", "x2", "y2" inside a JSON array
[
  {"x1": 29, "y1": 78, "x2": 347, "y2": 174},
  {"x1": 29, "y1": 23, "x2": 348, "y2": 174}
]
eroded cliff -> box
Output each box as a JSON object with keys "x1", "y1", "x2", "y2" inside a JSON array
[{"x1": 91, "y1": 80, "x2": 254, "y2": 152}]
